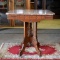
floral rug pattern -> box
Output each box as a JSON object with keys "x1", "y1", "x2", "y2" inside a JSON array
[{"x1": 0, "y1": 43, "x2": 60, "y2": 59}]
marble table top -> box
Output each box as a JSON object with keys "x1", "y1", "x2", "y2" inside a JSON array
[{"x1": 6, "y1": 9, "x2": 55, "y2": 15}]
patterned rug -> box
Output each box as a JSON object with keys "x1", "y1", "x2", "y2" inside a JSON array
[{"x1": 0, "y1": 43, "x2": 60, "y2": 60}]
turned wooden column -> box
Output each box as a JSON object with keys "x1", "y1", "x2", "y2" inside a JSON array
[
  {"x1": 9, "y1": 0, "x2": 14, "y2": 10},
  {"x1": 25, "y1": 0, "x2": 30, "y2": 9},
  {"x1": 9, "y1": 0, "x2": 15, "y2": 26}
]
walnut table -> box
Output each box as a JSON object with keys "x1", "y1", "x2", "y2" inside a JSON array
[{"x1": 6, "y1": 9, "x2": 55, "y2": 56}]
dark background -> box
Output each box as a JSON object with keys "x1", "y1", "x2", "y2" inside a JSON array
[{"x1": 37, "y1": 0, "x2": 60, "y2": 15}]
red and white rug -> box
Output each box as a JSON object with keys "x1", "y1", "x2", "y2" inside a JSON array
[{"x1": 0, "y1": 43, "x2": 60, "y2": 60}]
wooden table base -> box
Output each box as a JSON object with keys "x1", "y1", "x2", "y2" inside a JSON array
[{"x1": 20, "y1": 22, "x2": 41, "y2": 56}]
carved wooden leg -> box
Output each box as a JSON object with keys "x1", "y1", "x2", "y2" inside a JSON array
[
  {"x1": 20, "y1": 37, "x2": 29, "y2": 56},
  {"x1": 28, "y1": 23, "x2": 33, "y2": 46},
  {"x1": 20, "y1": 22, "x2": 29, "y2": 56},
  {"x1": 32, "y1": 37, "x2": 40, "y2": 56},
  {"x1": 32, "y1": 22, "x2": 41, "y2": 56}
]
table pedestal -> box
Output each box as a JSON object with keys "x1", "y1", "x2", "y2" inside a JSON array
[{"x1": 20, "y1": 22, "x2": 41, "y2": 56}]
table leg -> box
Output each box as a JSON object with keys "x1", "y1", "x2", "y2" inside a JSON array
[
  {"x1": 20, "y1": 22, "x2": 29, "y2": 56},
  {"x1": 32, "y1": 22, "x2": 41, "y2": 56}
]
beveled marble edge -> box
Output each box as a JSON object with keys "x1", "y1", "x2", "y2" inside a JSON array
[{"x1": 6, "y1": 9, "x2": 55, "y2": 15}]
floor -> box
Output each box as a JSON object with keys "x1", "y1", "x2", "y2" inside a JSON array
[{"x1": 0, "y1": 28, "x2": 60, "y2": 45}]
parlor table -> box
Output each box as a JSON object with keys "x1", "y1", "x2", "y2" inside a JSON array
[{"x1": 6, "y1": 9, "x2": 55, "y2": 56}]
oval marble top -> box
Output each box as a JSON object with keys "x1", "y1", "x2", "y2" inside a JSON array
[{"x1": 6, "y1": 9, "x2": 55, "y2": 15}]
